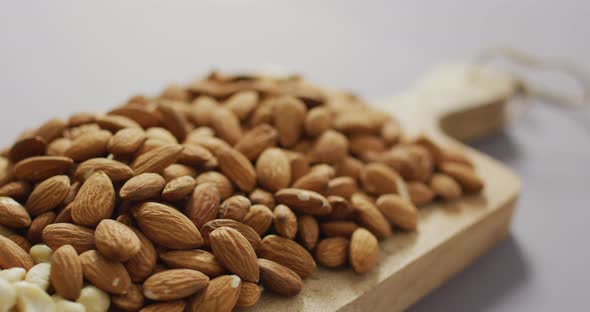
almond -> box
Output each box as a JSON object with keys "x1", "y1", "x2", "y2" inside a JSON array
[
  {"x1": 255, "y1": 148, "x2": 291, "y2": 192},
  {"x1": 285, "y1": 151, "x2": 310, "y2": 182},
  {"x1": 120, "y1": 173, "x2": 166, "y2": 201},
  {"x1": 42, "y1": 223, "x2": 95, "y2": 254},
  {"x1": 25, "y1": 175, "x2": 70, "y2": 216},
  {"x1": 304, "y1": 106, "x2": 331, "y2": 137},
  {"x1": 112, "y1": 283, "x2": 145, "y2": 311},
  {"x1": 71, "y1": 171, "x2": 115, "y2": 227},
  {"x1": 349, "y1": 135, "x2": 386, "y2": 158},
  {"x1": 50, "y1": 245, "x2": 83, "y2": 300},
  {"x1": 242, "y1": 204, "x2": 274, "y2": 236},
  {"x1": 131, "y1": 144, "x2": 184, "y2": 175},
  {"x1": 234, "y1": 124, "x2": 278, "y2": 161},
  {"x1": 143, "y1": 269, "x2": 209, "y2": 301},
  {"x1": 315, "y1": 237, "x2": 349, "y2": 268},
  {"x1": 273, "y1": 96, "x2": 307, "y2": 148},
  {"x1": 201, "y1": 219, "x2": 262, "y2": 251},
  {"x1": 185, "y1": 183, "x2": 220, "y2": 228},
  {"x1": 438, "y1": 148, "x2": 474, "y2": 167},
  {"x1": 249, "y1": 97, "x2": 275, "y2": 127},
  {"x1": 210, "y1": 107, "x2": 242, "y2": 145},
  {"x1": 333, "y1": 111, "x2": 382, "y2": 134},
  {"x1": 0, "y1": 196, "x2": 31, "y2": 229},
  {"x1": 109, "y1": 106, "x2": 162, "y2": 129},
  {"x1": 9, "y1": 136, "x2": 46, "y2": 162},
  {"x1": 381, "y1": 120, "x2": 401, "y2": 145},
  {"x1": 34, "y1": 118, "x2": 67, "y2": 143},
  {"x1": 334, "y1": 156, "x2": 364, "y2": 180},
  {"x1": 0, "y1": 181, "x2": 31, "y2": 199},
  {"x1": 275, "y1": 188, "x2": 332, "y2": 216},
  {"x1": 145, "y1": 127, "x2": 178, "y2": 143},
  {"x1": 8, "y1": 235, "x2": 31, "y2": 253},
  {"x1": 225, "y1": 90, "x2": 259, "y2": 120},
  {"x1": 26, "y1": 212, "x2": 56, "y2": 243},
  {"x1": 162, "y1": 164, "x2": 196, "y2": 182},
  {"x1": 209, "y1": 227, "x2": 259, "y2": 283},
  {"x1": 189, "y1": 96, "x2": 219, "y2": 126},
  {"x1": 125, "y1": 228, "x2": 157, "y2": 283},
  {"x1": 297, "y1": 215, "x2": 319, "y2": 250},
  {"x1": 160, "y1": 249, "x2": 225, "y2": 278},
  {"x1": 349, "y1": 228, "x2": 379, "y2": 273},
  {"x1": 258, "y1": 258, "x2": 303, "y2": 297},
  {"x1": 195, "y1": 172, "x2": 233, "y2": 199},
  {"x1": 156, "y1": 101, "x2": 190, "y2": 142},
  {"x1": 406, "y1": 181, "x2": 435, "y2": 206},
  {"x1": 273, "y1": 205, "x2": 298, "y2": 240},
  {"x1": 95, "y1": 220, "x2": 141, "y2": 261},
  {"x1": 326, "y1": 196, "x2": 354, "y2": 220},
  {"x1": 360, "y1": 163, "x2": 399, "y2": 195},
  {"x1": 376, "y1": 194, "x2": 418, "y2": 230},
  {"x1": 133, "y1": 202, "x2": 204, "y2": 249},
  {"x1": 108, "y1": 128, "x2": 147, "y2": 156},
  {"x1": 439, "y1": 162, "x2": 484, "y2": 193},
  {"x1": 75, "y1": 158, "x2": 135, "y2": 182},
  {"x1": 54, "y1": 204, "x2": 74, "y2": 223},
  {"x1": 219, "y1": 195, "x2": 250, "y2": 221},
  {"x1": 178, "y1": 144, "x2": 214, "y2": 167},
  {"x1": 0, "y1": 235, "x2": 34, "y2": 270},
  {"x1": 259, "y1": 235, "x2": 316, "y2": 278},
  {"x1": 79, "y1": 250, "x2": 132, "y2": 295},
  {"x1": 213, "y1": 145, "x2": 256, "y2": 192},
  {"x1": 351, "y1": 193, "x2": 392, "y2": 239},
  {"x1": 326, "y1": 176, "x2": 357, "y2": 199},
  {"x1": 65, "y1": 130, "x2": 112, "y2": 161},
  {"x1": 430, "y1": 173, "x2": 463, "y2": 200},
  {"x1": 308, "y1": 130, "x2": 349, "y2": 164},
  {"x1": 248, "y1": 188, "x2": 275, "y2": 208},
  {"x1": 141, "y1": 300, "x2": 186, "y2": 312},
  {"x1": 186, "y1": 275, "x2": 242, "y2": 312},
  {"x1": 96, "y1": 114, "x2": 142, "y2": 132},
  {"x1": 162, "y1": 176, "x2": 196, "y2": 202},
  {"x1": 236, "y1": 282, "x2": 261, "y2": 308},
  {"x1": 14, "y1": 156, "x2": 73, "y2": 181},
  {"x1": 320, "y1": 221, "x2": 359, "y2": 237},
  {"x1": 68, "y1": 112, "x2": 96, "y2": 126},
  {"x1": 292, "y1": 164, "x2": 334, "y2": 192}
]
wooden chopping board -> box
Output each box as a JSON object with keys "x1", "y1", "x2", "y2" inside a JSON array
[{"x1": 253, "y1": 64, "x2": 522, "y2": 312}]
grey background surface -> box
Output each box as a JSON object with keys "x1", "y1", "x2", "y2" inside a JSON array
[{"x1": 1, "y1": 1, "x2": 589, "y2": 311}]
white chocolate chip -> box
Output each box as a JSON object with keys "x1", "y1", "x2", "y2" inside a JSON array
[
  {"x1": 13, "y1": 281, "x2": 55, "y2": 312},
  {"x1": 77, "y1": 285, "x2": 110, "y2": 312},
  {"x1": 0, "y1": 278, "x2": 16, "y2": 312},
  {"x1": 0, "y1": 267, "x2": 27, "y2": 283},
  {"x1": 53, "y1": 296, "x2": 85, "y2": 312},
  {"x1": 25, "y1": 263, "x2": 51, "y2": 291},
  {"x1": 29, "y1": 245, "x2": 53, "y2": 264}
]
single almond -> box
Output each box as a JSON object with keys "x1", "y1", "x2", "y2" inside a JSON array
[
  {"x1": 42, "y1": 223, "x2": 95, "y2": 254},
  {"x1": 225, "y1": 90, "x2": 259, "y2": 120},
  {"x1": 273, "y1": 205, "x2": 298, "y2": 240},
  {"x1": 68, "y1": 112, "x2": 96, "y2": 127},
  {"x1": 178, "y1": 144, "x2": 215, "y2": 167},
  {"x1": 195, "y1": 171, "x2": 233, "y2": 199},
  {"x1": 134, "y1": 202, "x2": 204, "y2": 249},
  {"x1": 297, "y1": 215, "x2": 319, "y2": 251},
  {"x1": 26, "y1": 211, "x2": 56, "y2": 243},
  {"x1": 187, "y1": 275, "x2": 242, "y2": 312},
  {"x1": 333, "y1": 111, "x2": 382, "y2": 134},
  {"x1": 351, "y1": 193, "x2": 392, "y2": 239},
  {"x1": 304, "y1": 106, "x2": 331, "y2": 137},
  {"x1": 50, "y1": 245, "x2": 83, "y2": 300},
  {"x1": 376, "y1": 194, "x2": 418, "y2": 230},
  {"x1": 0, "y1": 181, "x2": 31, "y2": 199},
  {"x1": 209, "y1": 227, "x2": 259, "y2": 283},
  {"x1": 54, "y1": 203, "x2": 74, "y2": 223},
  {"x1": 160, "y1": 249, "x2": 225, "y2": 278},
  {"x1": 47, "y1": 138, "x2": 72, "y2": 156},
  {"x1": 234, "y1": 124, "x2": 279, "y2": 161},
  {"x1": 189, "y1": 96, "x2": 219, "y2": 126},
  {"x1": 162, "y1": 176, "x2": 196, "y2": 202},
  {"x1": 210, "y1": 107, "x2": 242, "y2": 145},
  {"x1": 213, "y1": 146, "x2": 256, "y2": 192},
  {"x1": 112, "y1": 283, "x2": 145, "y2": 311},
  {"x1": 242, "y1": 204, "x2": 274, "y2": 236},
  {"x1": 25, "y1": 175, "x2": 70, "y2": 216},
  {"x1": 141, "y1": 300, "x2": 186, "y2": 312},
  {"x1": 14, "y1": 156, "x2": 73, "y2": 181},
  {"x1": 236, "y1": 281, "x2": 261, "y2": 308},
  {"x1": 439, "y1": 161, "x2": 484, "y2": 193},
  {"x1": 430, "y1": 173, "x2": 463, "y2": 200},
  {"x1": 326, "y1": 176, "x2": 357, "y2": 199},
  {"x1": 125, "y1": 228, "x2": 157, "y2": 283},
  {"x1": 349, "y1": 134, "x2": 386, "y2": 158},
  {"x1": 360, "y1": 163, "x2": 399, "y2": 195},
  {"x1": 75, "y1": 158, "x2": 135, "y2": 182},
  {"x1": 80, "y1": 250, "x2": 132, "y2": 295},
  {"x1": 9, "y1": 136, "x2": 46, "y2": 162},
  {"x1": 275, "y1": 188, "x2": 332, "y2": 216},
  {"x1": 201, "y1": 219, "x2": 262, "y2": 251},
  {"x1": 96, "y1": 114, "x2": 142, "y2": 132},
  {"x1": 326, "y1": 195, "x2": 354, "y2": 220},
  {"x1": 219, "y1": 195, "x2": 250, "y2": 221},
  {"x1": 308, "y1": 130, "x2": 349, "y2": 164},
  {"x1": 131, "y1": 144, "x2": 184, "y2": 175},
  {"x1": 0, "y1": 196, "x2": 31, "y2": 229},
  {"x1": 0, "y1": 235, "x2": 33, "y2": 270},
  {"x1": 258, "y1": 258, "x2": 303, "y2": 297},
  {"x1": 273, "y1": 96, "x2": 307, "y2": 148},
  {"x1": 349, "y1": 228, "x2": 379, "y2": 273},
  {"x1": 406, "y1": 181, "x2": 435, "y2": 206},
  {"x1": 108, "y1": 128, "x2": 147, "y2": 156},
  {"x1": 7, "y1": 234, "x2": 31, "y2": 253},
  {"x1": 285, "y1": 151, "x2": 310, "y2": 182},
  {"x1": 143, "y1": 269, "x2": 209, "y2": 301},
  {"x1": 71, "y1": 171, "x2": 115, "y2": 227},
  {"x1": 162, "y1": 163, "x2": 196, "y2": 182},
  {"x1": 315, "y1": 237, "x2": 349, "y2": 268},
  {"x1": 292, "y1": 164, "x2": 334, "y2": 192},
  {"x1": 156, "y1": 101, "x2": 191, "y2": 142},
  {"x1": 259, "y1": 235, "x2": 316, "y2": 278},
  {"x1": 109, "y1": 105, "x2": 162, "y2": 129},
  {"x1": 95, "y1": 219, "x2": 141, "y2": 261},
  {"x1": 381, "y1": 120, "x2": 401, "y2": 145},
  {"x1": 248, "y1": 188, "x2": 275, "y2": 208},
  {"x1": 249, "y1": 97, "x2": 275, "y2": 127},
  {"x1": 120, "y1": 173, "x2": 166, "y2": 201},
  {"x1": 185, "y1": 183, "x2": 220, "y2": 228},
  {"x1": 65, "y1": 129, "x2": 112, "y2": 161},
  {"x1": 34, "y1": 118, "x2": 67, "y2": 143},
  {"x1": 334, "y1": 156, "x2": 364, "y2": 180},
  {"x1": 256, "y1": 148, "x2": 291, "y2": 192},
  {"x1": 320, "y1": 221, "x2": 359, "y2": 237},
  {"x1": 145, "y1": 127, "x2": 179, "y2": 143}
]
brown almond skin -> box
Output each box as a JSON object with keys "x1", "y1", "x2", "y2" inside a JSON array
[
  {"x1": 178, "y1": 144, "x2": 215, "y2": 167},
  {"x1": 350, "y1": 228, "x2": 379, "y2": 273},
  {"x1": 112, "y1": 283, "x2": 145, "y2": 311},
  {"x1": 430, "y1": 173, "x2": 463, "y2": 200},
  {"x1": 71, "y1": 171, "x2": 115, "y2": 227},
  {"x1": 213, "y1": 145, "x2": 256, "y2": 192},
  {"x1": 9, "y1": 136, "x2": 47, "y2": 162},
  {"x1": 65, "y1": 130, "x2": 112, "y2": 161},
  {"x1": 259, "y1": 235, "x2": 316, "y2": 278},
  {"x1": 407, "y1": 181, "x2": 435, "y2": 206},
  {"x1": 195, "y1": 172, "x2": 234, "y2": 199},
  {"x1": 25, "y1": 175, "x2": 70, "y2": 216},
  {"x1": 248, "y1": 188, "x2": 275, "y2": 208},
  {"x1": 219, "y1": 195, "x2": 250, "y2": 221},
  {"x1": 131, "y1": 144, "x2": 184, "y2": 175},
  {"x1": 80, "y1": 250, "x2": 132, "y2": 295},
  {"x1": 273, "y1": 96, "x2": 307, "y2": 148},
  {"x1": 273, "y1": 205, "x2": 298, "y2": 240},
  {"x1": 185, "y1": 183, "x2": 220, "y2": 228},
  {"x1": 225, "y1": 90, "x2": 258, "y2": 120},
  {"x1": 236, "y1": 282, "x2": 261, "y2": 308},
  {"x1": 141, "y1": 300, "x2": 186, "y2": 312},
  {"x1": 242, "y1": 204, "x2": 274, "y2": 236},
  {"x1": 109, "y1": 105, "x2": 162, "y2": 129},
  {"x1": 7, "y1": 235, "x2": 31, "y2": 253},
  {"x1": 292, "y1": 164, "x2": 334, "y2": 192},
  {"x1": 34, "y1": 118, "x2": 67, "y2": 143},
  {"x1": 42, "y1": 223, "x2": 95, "y2": 254},
  {"x1": 156, "y1": 102, "x2": 190, "y2": 142},
  {"x1": 320, "y1": 221, "x2": 359, "y2": 237},
  {"x1": 439, "y1": 162, "x2": 484, "y2": 193},
  {"x1": 326, "y1": 196, "x2": 354, "y2": 220},
  {"x1": 125, "y1": 228, "x2": 157, "y2": 283},
  {"x1": 120, "y1": 173, "x2": 166, "y2": 201},
  {"x1": 95, "y1": 219, "x2": 141, "y2": 261},
  {"x1": 143, "y1": 269, "x2": 209, "y2": 301},
  {"x1": 187, "y1": 275, "x2": 242, "y2": 312},
  {"x1": 108, "y1": 127, "x2": 147, "y2": 156},
  {"x1": 14, "y1": 156, "x2": 73, "y2": 181},
  {"x1": 305, "y1": 106, "x2": 331, "y2": 137},
  {"x1": 0, "y1": 235, "x2": 34, "y2": 270},
  {"x1": 351, "y1": 193, "x2": 392, "y2": 239},
  {"x1": 27, "y1": 211, "x2": 56, "y2": 243},
  {"x1": 334, "y1": 156, "x2": 364, "y2": 180},
  {"x1": 315, "y1": 237, "x2": 349, "y2": 268},
  {"x1": 134, "y1": 202, "x2": 204, "y2": 249},
  {"x1": 0, "y1": 181, "x2": 31, "y2": 199},
  {"x1": 210, "y1": 107, "x2": 242, "y2": 145},
  {"x1": 285, "y1": 151, "x2": 310, "y2": 182},
  {"x1": 162, "y1": 176, "x2": 196, "y2": 202},
  {"x1": 162, "y1": 164, "x2": 196, "y2": 182},
  {"x1": 256, "y1": 148, "x2": 291, "y2": 192},
  {"x1": 0, "y1": 196, "x2": 31, "y2": 229},
  {"x1": 297, "y1": 215, "x2": 319, "y2": 250},
  {"x1": 209, "y1": 227, "x2": 260, "y2": 283},
  {"x1": 360, "y1": 163, "x2": 399, "y2": 195},
  {"x1": 326, "y1": 176, "x2": 358, "y2": 199},
  {"x1": 51, "y1": 245, "x2": 83, "y2": 300},
  {"x1": 160, "y1": 249, "x2": 225, "y2": 278},
  {"x1": 376, "y1": 194, "x2": 418, "y2": 230},
  {"x1": 75, "y1": 158, "x2": 135, "y2": 182},
  {"x1": 258, "y1": 259, "x2": 303, "y2": 297},
  {"x1": 275, "y1": 188, "x2": 332, "y2": 216},
  {"x1": 234, "y1": 124, "x2": 278, "y2": 161},
  {"x1": 309, "y1": 130, "x2": 349, "y2": 164},
  {"x1": 201, "y1": 219, "x2": 262, "y2": 251}
]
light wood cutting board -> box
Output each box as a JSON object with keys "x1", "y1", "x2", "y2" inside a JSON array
[{"x1": 252, "y1": 67, "x2": 522, "y2": 312}]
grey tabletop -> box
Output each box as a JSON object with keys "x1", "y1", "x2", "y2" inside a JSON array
[{"x1": 1, "y1": 1, "x2": 588, "y2": 311}]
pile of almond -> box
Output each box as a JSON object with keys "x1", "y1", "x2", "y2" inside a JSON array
[{"x1": 0, "y1": 72, "x2": 483, "y2": 312}]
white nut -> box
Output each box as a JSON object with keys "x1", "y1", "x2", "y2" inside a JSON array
[
  {"x1": 0, "y1": 278, "x2": 16, "y2": 312},
  {"x1": 0, "y1": 225, "x2": 14, "y2": 237},
  {"x1": 77, "y1": 285, "x2": 110, "y2": 312},
  {"x1": 25, "y1": 263, "x2": 51, "y2": 291},
  {"x1": 53, "y1": 296, "x2": 85, "y2": 312},
  {"x1": 13, "y1": 281, "x2": 55, "y2": 312},
  {"x1": 29, "y1": 245, "x2": 53, "y2": 264},
  {"x1": 0, "y1": 267, "x2": 27, "y2": 283}
]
